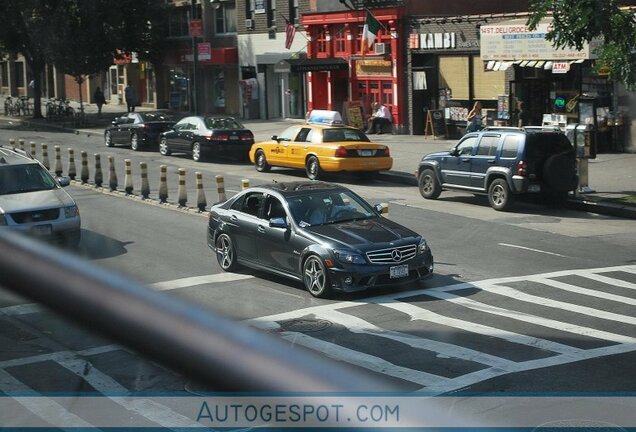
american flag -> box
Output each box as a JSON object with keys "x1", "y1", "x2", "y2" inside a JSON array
[{"x1": 285, "y1": 21, "x2": 297, "y2": 50}]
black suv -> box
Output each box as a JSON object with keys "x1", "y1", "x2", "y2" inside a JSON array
[{"x1": 417, "y1": 127, "x2": 578, "y2": 211}]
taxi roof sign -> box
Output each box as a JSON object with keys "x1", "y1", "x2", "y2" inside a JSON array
[{"x1": 307, "y1": 110, "x2": 344, "y2": 126}]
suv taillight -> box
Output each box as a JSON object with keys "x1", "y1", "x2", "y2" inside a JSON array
[
  {"x1": 517, "y1": 160, "x2": 527, "y2": 176},
  {"x1": 335, "y1": 146, "x2": 348, "y2": 157}
]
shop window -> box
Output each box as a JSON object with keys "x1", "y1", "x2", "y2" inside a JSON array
[
  {"x1": 216, "y1": 3, "x2": 236, "y2": 34},
  {"x1": 334, "y1": 25, "x2": 346, "y2": 54},
  {"x1": 472, "y1": 57, "x2": 505, "y2": 100},
  {"x1": 439, "y1": 56, "x2": 469, "y2": 100}
]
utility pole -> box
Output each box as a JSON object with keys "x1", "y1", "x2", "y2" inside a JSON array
[{"x1": 191, "y1": 0, "x2": 199, "y2": 115}]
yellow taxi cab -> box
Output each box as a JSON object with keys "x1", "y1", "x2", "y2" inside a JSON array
[{"x1": 248, "y1": 110, "x2": 393, "y2": 180}]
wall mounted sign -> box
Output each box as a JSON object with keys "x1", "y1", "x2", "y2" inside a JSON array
[
  {"x1": 355, "y1": 59, "x2": 392, "y2": 77},
  {"x1": 255, "y1": 0, "x2": 266, "y2": 14},
  {"x1": 420, "y1": 33, "x2": 456, "y2": 50}
]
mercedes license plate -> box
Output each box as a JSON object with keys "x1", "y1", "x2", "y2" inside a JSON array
[
  {"x1": 229, "y1": 135, "x2": 239, "y2": 140},
  {"x1": 359, "y1": 150, "x2": 374, "y2": 157},
  {"x1": 389, "y1": 264, "x2": 409, "y2": 279},
  {"x1": 31, "y1": 224, "x2": 52, "y2": 236}
]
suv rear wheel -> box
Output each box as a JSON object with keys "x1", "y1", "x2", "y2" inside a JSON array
[
  {"x1": 488, "y1": 178, "x2": 514, "y2": 211},
  {"x1": 418, "y1": 169, "x2": 442, "y2": 199}
]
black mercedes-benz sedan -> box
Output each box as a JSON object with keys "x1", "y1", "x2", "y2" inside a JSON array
[
  {"x1": 159, "y1": 116, "x2": 254, "y2": 162},
  {"x1": 104, "y1": 112, "x2": 175, "y2": 151},
  {"x1": 207, "y1": 181, "x2": 434, "y2": 298}
]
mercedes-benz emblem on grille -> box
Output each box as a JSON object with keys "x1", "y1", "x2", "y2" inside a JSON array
[
  {"x1": 32, "y1": 213, "x2": 43, "y2": 220},
  {"x1": 391, "y1": 249, "x2": 402, "y2": 262}
]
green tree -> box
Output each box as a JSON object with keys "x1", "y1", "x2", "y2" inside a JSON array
[
  {"x1": 528, "y1": 0, "x2": 636, "y2": 89},
  {"x1": 0, "y1": 0, "x2": 167, "y2": 118}
]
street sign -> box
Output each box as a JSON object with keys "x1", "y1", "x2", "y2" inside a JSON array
[
  {"x1": 190, "y1": 19, "x2": 203, "y2": 37},
  {"x1": 198, "y1": 43, "x2": 211, "y2": 61}
]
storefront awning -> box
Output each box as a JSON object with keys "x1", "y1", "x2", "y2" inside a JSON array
[
  {"x1": 274, "y1": 58, "x2": 349, "y2": 73},
  {"x1": 480, "y1": 19, "x2": 601, "y2": 62}
]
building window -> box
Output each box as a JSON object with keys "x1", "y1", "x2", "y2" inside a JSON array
[
  {"x1": 334, "y1": 25, "x2": 346, "y2": 53},
  {"x1": 246, "y1": 0, "x2": 254, "y2": 19},
  {"x1": 289, "y1": 0, "x2": 299, "y2": 25},
  {"x1": 267, "y1": 0, "x2": 276, "y2": 28},
  {"x1": 316, "y1": 27, "x2": 328, "y2": 54},
  {"x1": 167, "y1": 7, "x2": 191, "y2": 37},
  {"x1": 216, "y1": 3, "x2": 236, "y2": 34}
]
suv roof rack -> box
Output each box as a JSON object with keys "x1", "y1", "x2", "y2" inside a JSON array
[
  {"x1": 481, "y1": 126, "x2": 524, "y2": 132},
  {"x1": 523, "y1": 125, "x2": 563, "y2": 133}
]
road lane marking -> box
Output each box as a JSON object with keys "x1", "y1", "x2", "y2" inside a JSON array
[
  {"x1": 150, "y1": 273, "x2": 254, "y2": 291},
  {"x1": 498, "y1": 243, "x2": 569, "y2": 258},
  {"x1": 0, "y1": 369, "x2": 95, "y2": 428},
  {"x1": 317, "y1": 309, "x2": 516, "y2": 370},
  {"x1": 579, "y1": 272, "x2": 636, "y2": 290},
  {"x1": 533, "y1": 277, "x2": 636, "y2": 306},
  {"x1": 278, "y1": 330, "x2": 449, "y2": 388}
]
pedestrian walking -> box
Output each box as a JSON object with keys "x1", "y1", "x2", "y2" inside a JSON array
[
  {"x1": 93, "y1": 87, "x2": 106, "y2": 117},
  {"x1": 466, "y1": 101, "x2": 484, "y2": 134},
  {"x1": 124, "y1": 83, "x2": 137, "y2": 113},
  {"x1": 517, "y1": 101, "x2": 529, "y2": 127}
]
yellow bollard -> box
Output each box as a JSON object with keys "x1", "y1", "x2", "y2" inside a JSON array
[
  {"x1": 196, "y1": 172, "x2": 207, "y2": 212},
  {"x1": 177, "y1": 168, "x2": 187, "y2": 207},
  {"x1": 158, "y1": 165, "x2": 168, "y2": 203},
  {"x1": 108, "y1": 156, "x2": 117, "y2": 191},
  {"x1": 124, "y1": 159, "x2": 133, "y2": 194},
  {"x1": 9, "y1": 138, "x2": 15, "y2": 149},
  {"x1": 41, "y1": 143, "x2": 50, "y2": 170},
  {"x1": 140, "y1": 162, "x2": 150, "y2": 199},
  {"x1": 30, "y1": 142, "x2": 36, "y2": 159},
  {"x1": 241, "y1": 179, "x2": 250, "y2": 190},
  {"x1": 19, "y1": 139, "x2": 25, "y2": 152},
  {"x1": 216, "y1": 175, "x2": 226, "y2": 202},
  {"x1": 94, "y1": 154, "x2": 103, "y2": 187},
  {"x1": 80, "y1": 151, "x2": 89, "y2": 183},
  {"x1": 54, "y1": 146, "x2": 63, "y2": 176},
  {"x1": 67, "y1": 149, "x2": 77, "y2": 180}
]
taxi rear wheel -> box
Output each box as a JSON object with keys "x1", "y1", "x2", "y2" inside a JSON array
[
  {"x1": 306, "y1": 156, "x2": 322, "y2": 180},
  {"x1": 255, "y1": 149, "x2": 271, "y2": 172}
]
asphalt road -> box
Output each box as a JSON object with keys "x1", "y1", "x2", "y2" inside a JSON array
[{"x1": 1, "y1": 125, "x2": 636, "y2": 425}]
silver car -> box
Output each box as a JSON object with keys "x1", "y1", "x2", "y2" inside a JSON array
[{"x1": 0, "y1": 146, "x2": 81, "y2": 247}]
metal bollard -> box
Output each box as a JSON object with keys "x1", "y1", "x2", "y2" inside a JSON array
[
  {"x1": 80, "y1": 151, "x2": 89, "y2": 183},
  {"x1": 41, "y1": 143, "x2": 50, "y2": 170},
  {"x1": 94, "y1": 154, "x2": 103, "y2": 188},
  {"x1": 67, "y1": 149, "x2": 77, "y2": 180},
  {"x1": 124, "y1": 159, "x2": 133, "y2": 194},
  {"x1": 216, "y1": 175, "x2": 226, "y2": 202},
  {"x1": 140, "y1": 162, "x2": 150, "y2": 199},
  {"x1": 54, "y1": 146, "x2": 63, "y2": 176},
  {"x1": 30, "y1": 142, "x2": 36, "y2": 159},
  {"x1": 108, "y1": 156, "x2": 118, "y2": 191},
  {"x1": 196, "y1": 172, "x2": 207, "y2": 212},
  {"x1": 241, "y1": 179, "x2": 250, "y2": 190},
  {"x1": 158, "y1": 165, "x2": 168, "y2": 203},
  {"x1": 177, "y1": 168, "x2": 187, "y2": 207}
]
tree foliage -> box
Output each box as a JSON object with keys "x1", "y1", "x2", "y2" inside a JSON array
[
  {"x1": 528, "y1": 0, "x2": 636, "y2": 89},
  {"x1": 0, "y1": 0, "x2": 167, "y2": 117}
]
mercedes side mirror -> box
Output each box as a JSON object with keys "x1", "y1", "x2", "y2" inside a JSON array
[{"x1": 269, "y1": 217, "x2": 288, "y2": 229}]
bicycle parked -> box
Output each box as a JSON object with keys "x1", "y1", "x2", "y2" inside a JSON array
[
  {"x1": 45, "y1": 98, "x2": 74, "y2": 121},
  {"x1": 3, "y1": 96, "x2": 32, "y2": 117}
]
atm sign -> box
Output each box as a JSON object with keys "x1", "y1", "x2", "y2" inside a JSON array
[{"x1": 552, "y1": 62, "x2": 570, "y2": 74}]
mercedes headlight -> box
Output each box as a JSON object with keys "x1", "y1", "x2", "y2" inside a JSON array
[
  {"x1": 417, "y1": 238, "x2": 429, "y2": 255},
  {"x1": 64, "y1": 205, "x2": 79, "y2": 218},
  {"x1": 333, "y1": 249, "x2": 366, "y2": 265}
]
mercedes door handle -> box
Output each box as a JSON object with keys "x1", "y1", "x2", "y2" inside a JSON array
[
  {"x1": 488, "y1": 160, "x2": 496, "y2": 164},
  {"x1": 257, "y1": 225, "x2": 266, "y2": 233},
  {"x1": 461, "y1": 158, "x2": 470, "y2": 162}
]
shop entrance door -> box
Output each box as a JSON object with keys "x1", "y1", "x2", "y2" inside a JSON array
[{"x1": 510, "y1": 80, "x2": 550, "y2": 127}]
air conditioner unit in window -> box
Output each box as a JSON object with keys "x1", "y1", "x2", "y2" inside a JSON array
[
  {"x1": 374, "y1": 43, "x2": 389, "y2": 55},
  {"x1": 245, "y1": 19, "x2": 254, "y2": 29}
]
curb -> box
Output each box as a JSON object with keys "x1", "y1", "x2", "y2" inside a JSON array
[{"x1": 566, "y1": 198, "x2": 636, "y2": 220}]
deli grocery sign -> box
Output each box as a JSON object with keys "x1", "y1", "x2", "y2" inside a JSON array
[{"x1": 480, "y1": 19, "x2": 599, "y2": 61}]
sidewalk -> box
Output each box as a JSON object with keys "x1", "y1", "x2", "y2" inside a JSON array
[{"x1": 3, "y1": 102, "x2": 635, "y2": 219}]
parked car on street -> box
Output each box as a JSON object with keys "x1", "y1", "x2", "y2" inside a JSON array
[
  {"x1": 417, "y1": 126, "x2": 578, "y2": 211},
  {"x1": 0, "y1": 145, "x2": 81, "y2": 247},
  {"x1": 249, "y1": 111, "x2": 392, "y2": 180},
  {"x1": 159, "y1": 116, "x2": 254, "y2": 162},
  {"x1": 104, "y1": 112, "x2": 175, "y2": 151},
  {"x1": 207, "y1": 181, "x2": 434, "y2": 298}
]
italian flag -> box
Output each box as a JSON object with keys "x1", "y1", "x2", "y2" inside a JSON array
[{"x1": 361, "y1": 11, "x2": 381, "y2": 56}]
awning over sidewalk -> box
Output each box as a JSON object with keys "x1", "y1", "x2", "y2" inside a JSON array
[{"x1": 274, "y1": 58, "x2": 349, "y2": 73}]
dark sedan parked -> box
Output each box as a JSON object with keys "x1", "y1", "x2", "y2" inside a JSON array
[
  {"x1": 104, "y1": 112, "x2": 175, "y2": 151},
  {"x1": 207, "y1": 181, "x2": 434, "y2": 298},
  {"x1": 159, "y1": 116, "x2": 254, "y2": 162}
]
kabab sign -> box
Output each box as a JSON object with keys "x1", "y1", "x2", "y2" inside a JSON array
[{"x1": 480, "y1": 19, "x2": 598, "y2": 61}]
